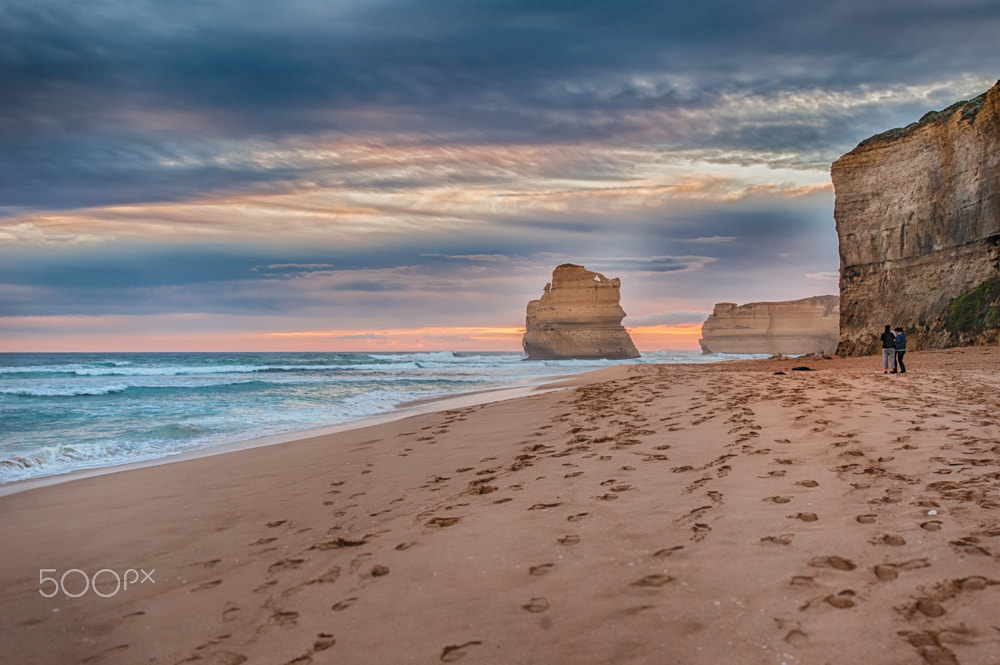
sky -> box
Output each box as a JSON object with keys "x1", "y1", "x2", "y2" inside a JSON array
[{"x1": 1, "y1": 0, "x2": 998, "y2": 353}]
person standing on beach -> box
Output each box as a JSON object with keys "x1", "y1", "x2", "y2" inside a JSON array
[
  {"x1": 881, "y1": 325, "x2": 897, "y2": 374},
  {"x1": 894, "y1": 327, "x2": 907, "y2": 373}
]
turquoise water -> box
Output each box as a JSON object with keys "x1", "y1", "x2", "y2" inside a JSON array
[{"x1": 0, "y1": 350, "x2": 747, "y2": 483}]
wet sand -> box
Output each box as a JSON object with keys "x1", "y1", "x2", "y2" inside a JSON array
[{"x1": 1, "y1": 347, "x2": 998, "y2": 664}]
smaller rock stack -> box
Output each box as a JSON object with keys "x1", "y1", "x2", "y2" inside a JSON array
[
  {"x1": 522, "y1": 264, "x2": 640, "y2": 360},
  {"x1": 699, "y1": 296, "x2": 840, "y2": 355}
]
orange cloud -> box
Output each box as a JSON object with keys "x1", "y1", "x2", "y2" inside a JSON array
[{"x1": 0, "y1": 136, "x2": 834, "y2": 247}]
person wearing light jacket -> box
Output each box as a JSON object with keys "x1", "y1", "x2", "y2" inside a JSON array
[{"x1": 880, "y1": 325, "x2": 896, "y2": 374}]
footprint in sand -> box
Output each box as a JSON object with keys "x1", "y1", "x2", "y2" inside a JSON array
[
  {"x1": 80, "y1": 645, "x2": 130, "y2": 663},
  {"x1": 792, "y1": 513, "x2": 819, "y2": 522},
  {"x1": 902, "y1": 632, "x2": 960, "y2": 665},
  {"x1": 826, "y1": 590, "x2": 856, "y2": 609},
  {"x1": 653, "y1": 546, "x2": 684, "y2": 558},
  {"x1": 809, "y1": 556, "x2": 856, "y2": 571},
  {"x1": 440, "y1": 641, "x2": 483, "y2": 662},
  {"x1": 784, "y1": 629, "x2": 809, "y2": 645},
  {"x1": 193, "y1": 579, "x2": 223, "y2": 592},
  {"x1": 558, "y1": 535, "x2": 580, "y2": 546},
  {"x1": 195, "y1": 635, "x2": 233, "y2": 650},
  {"x1": 856, "y1": 514, "x2": 877, "y2": 524},
  {"x1": 522, "y1": 597, "x2": 550, "y2": 613},
  {"x1": 761, "y1": 534, "x2": 794, "y2": 545},
  {"x1": 269, "y1": 559, "x2": 305, "y2": 574},
  {"x1": 269, "y1": 610, "x2": 299, "y2": 627},
  {"x1": 874, "y1": 564, "x2": 899, "y2": 581},
  {"x1": 331, "y1": 597, "x2": 358, "y2": 611},
  {"x1": 915, "y1": 598, "x2": 946, "y2": 618},
  {"x1": 691, "y1": 524, "x2": 711, "y2": 541},
  {"x1": 427, "y1": 517, "x2": 461, "y2": 527},
  {"x1": 310, "y1": 536, "x2": 368, "y2": 550},
  {"x1": 567, "y1": 513, "x2": 589, "y2": 522},
  {"x1": 632, "y1": 574, "x2": 674, "y2": 588},
  {"x1": 314, "y1": 634, "x2": 336, "y2": 651},
  {"x1": 764, "y1": 496, "x2": 792, "y2": 504},
  {"x1": 921, "y1": 520, "x2": 943, "y2": 531}
]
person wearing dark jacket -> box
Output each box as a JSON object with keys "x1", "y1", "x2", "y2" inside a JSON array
[
  {"x1": 893, "y1": 327, "x2": 907, "y2": 373},
  {"x1": 881, "y1": 325, "x2": 896, "y2": 374}
]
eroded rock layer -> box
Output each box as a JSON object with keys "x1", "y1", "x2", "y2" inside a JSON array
[
  {"x1": 699, "y1": 296, "x2": 840, "y2": 355},
  {"x1": 833, "y1": 81, "x2": 1000, "y2": 355},
  {"x1": 522, "y1": 264, "x2": 640, "y2": 360}
]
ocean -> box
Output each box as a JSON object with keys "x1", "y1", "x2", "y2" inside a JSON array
[{"x1": 0, "y1": 350, "x2": 750, "y2": 484}]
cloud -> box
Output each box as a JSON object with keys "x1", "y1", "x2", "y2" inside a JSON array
[
  {"x1": 0, "y1": 221, "x2": 105, "y2": 246},
  {"x1": 806, "y1": 271, "x2": 839, "y2": 280},
  {"x1": 587, "y1": 255, "x2": 719, "y2": 274},
  {"x1": 421, "y1": 253, "x2": 513, "y2": 263},
  {"x1": 2, "y1": 0, "x2": 998, "y2": 211},
  {"x1": 676, "y1": 236, "x2": 737, "y2": 244}
]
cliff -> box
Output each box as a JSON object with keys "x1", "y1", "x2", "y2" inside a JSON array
[
  {"x1": 833, "y1": 81, "x2": 1000, "y2": 355},
  {"x1": 698, "y1": 296, "x2": 840, "y2": 355},
  {"x1": 522, "y1": 264, "x2": 640, "y2": 360}
]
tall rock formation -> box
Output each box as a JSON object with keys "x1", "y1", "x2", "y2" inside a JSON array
[
  {"x1": 522, "y1": 264, "x2": 640, "y2": 360},
  {"x1": 699, "y1": 296, "x2": 840, "y2": 355},
  {"x1": 833, "y1": 81, "x2": 1000, "y2": 355}
]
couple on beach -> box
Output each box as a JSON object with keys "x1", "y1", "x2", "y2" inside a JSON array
[{"x1": 881, "y1": 325, "x2": 907, "y2": 373}]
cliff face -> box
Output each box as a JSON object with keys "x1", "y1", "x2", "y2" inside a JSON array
[
  {"x1": 698, "y1": 296, "x2": 840, "y2": 355},
  {"x1": 833, "y1": 81, "x2": 1000, "y2": 355},
  {"x1": 522, "y1": 264, "x2": 640, "y2": 360}
]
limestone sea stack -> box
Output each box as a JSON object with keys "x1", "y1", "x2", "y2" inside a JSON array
[
  {"x1": 833, "y1": 81, "x2": 1000, "y2": 355},
  {"x1": 522, "y1": 264, "x2": 640, "y2": 360},
  {"x1": 698, "y1": 296, "x2": 840, "y2": 355}
]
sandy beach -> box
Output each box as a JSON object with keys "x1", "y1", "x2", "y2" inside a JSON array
[{"x1": 2, "y1": 348, "x2": 999, "y2": 665}]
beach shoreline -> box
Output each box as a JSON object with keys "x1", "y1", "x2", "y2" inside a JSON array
[
  {"x1": 0, "y1": 373, "x2": 575, "y2": 498},
  {"x1": 2, "y1": 347, "x2": 998, "y2": 664}
]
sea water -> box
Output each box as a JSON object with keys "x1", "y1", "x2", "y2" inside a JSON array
[{"x1": 0, "y1": 350, "x2": 753, "y2": 484}]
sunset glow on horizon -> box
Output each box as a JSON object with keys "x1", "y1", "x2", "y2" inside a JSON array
[{"x1": 0, "y1": 317, "x2": 703, "y2": 354}]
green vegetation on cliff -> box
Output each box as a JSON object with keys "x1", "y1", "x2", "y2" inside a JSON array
[
  {"x1": 944, "y1": 277, "x2": 1000, "y2": 340},
  {"x1": 856, "y1": 85, "x2": 993, "y2": 150}
]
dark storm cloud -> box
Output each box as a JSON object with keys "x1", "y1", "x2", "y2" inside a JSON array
[{"x1": 2, "y1": 0, "x2": 998, "y2": 210}]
